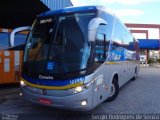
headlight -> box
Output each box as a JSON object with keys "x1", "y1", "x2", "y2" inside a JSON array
[
  {"x1": 75, "y1": 86, "x2": 83, "y2": 93},
  {"x1": 20, "y1": 80, "x2": 27, "y2": 87},
  {"x1": 69, "y1": 81, "x2": 93, "y2": 94},
  {"x1": 74, "y1": 85, "x2": 87, "y2": 93}
]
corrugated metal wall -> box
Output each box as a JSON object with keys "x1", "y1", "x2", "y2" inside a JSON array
[{"x1": 40, "y1": 0, "x2": 73, "y2": 10}]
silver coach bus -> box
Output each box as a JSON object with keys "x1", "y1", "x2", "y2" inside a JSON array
[{"x1": 20, "y1": 6, "x2": 139, "y2": 111}]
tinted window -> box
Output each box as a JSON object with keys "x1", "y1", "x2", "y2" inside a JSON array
[
  {"x1": 99, "y1": 12, "x2": 114, "y2": 40},
  {"x1": 23, "y1": 13, "x2": 95, "y2": 74},
  {"x1": 122, "y1": 30, "x2": 134, "y2": 50},
  {"x1": 110, "y1": 21, "x2": 125, "y2": 61},
  {"x1": 95, "y1": 25, "x2": 110, "y2": 62},
  {"x1": 95, "y1": 33, "x2": 105, "y2": 62},
  {"x1": 114, "y1": 21, "x2": 123, "y2": 41},
  {"x1": 110, "y1": 19, "x2": 137, "y2": 61}
]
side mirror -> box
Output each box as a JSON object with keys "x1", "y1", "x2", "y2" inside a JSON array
[
  {"x1": 88, "y1": 18, "x2": 107, "y2": 42},
  {"x1": 10, "y1": 26, "x2": 31, "y2": 47}
]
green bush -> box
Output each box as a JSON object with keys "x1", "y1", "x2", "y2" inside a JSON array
[
  {"x1": 148, "y1": 58, "x2": 155, "y2": 64},
  {"x1": 158, "y1": 59, "x2": 160, "y2": 63}
]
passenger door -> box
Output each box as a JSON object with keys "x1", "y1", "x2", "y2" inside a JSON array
[{"x1": 93, "y1": 25, "x2": 110, "y2": 107}]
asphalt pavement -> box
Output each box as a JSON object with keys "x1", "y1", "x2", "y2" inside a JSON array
[{"x1": 0, "y1": 67, "x2": 160, "y2": 120}]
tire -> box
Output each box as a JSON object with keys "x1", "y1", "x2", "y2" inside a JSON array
[
  {"x1": 105, "y1": 77, "x2": 119, "y2": 102},
  {"x1": 132, "y1": 68, "x2": 137, "y2": 81}
]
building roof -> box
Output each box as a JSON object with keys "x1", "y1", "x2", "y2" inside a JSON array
[{"x1": 0, "y1": 0, "x2": 72, "y2": 28}]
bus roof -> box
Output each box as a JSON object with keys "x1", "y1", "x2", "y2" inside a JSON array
[
  {"x1": 38, "y1": 5, "x2": 110, "y2": 18},
  {"x1": 37, "y1": 5, "x2": 136, "y2": 42}
]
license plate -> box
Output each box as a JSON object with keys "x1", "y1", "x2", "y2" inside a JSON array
[{"x1": 39, "y1": 98, "x2": 52, "y2": 105}]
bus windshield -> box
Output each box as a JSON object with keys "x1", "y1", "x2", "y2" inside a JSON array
[{"x1": 23, "y1": 13, "x2": 95, "y2": 74}]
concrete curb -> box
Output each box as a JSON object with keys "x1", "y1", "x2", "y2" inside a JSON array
[{"x1": 140, "y1": 65, "x2": 160, "y2": 68}]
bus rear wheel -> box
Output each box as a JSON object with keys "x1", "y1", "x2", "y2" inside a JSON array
[{"x1": 105, "y1": 77, "x2": 119, "y2": 102}]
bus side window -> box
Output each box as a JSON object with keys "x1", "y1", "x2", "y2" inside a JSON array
[{"x1": 95, "y1": 33, "x2": 106, "y2": 62}]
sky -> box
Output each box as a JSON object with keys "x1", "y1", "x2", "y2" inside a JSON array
[
  {"x1": 71, "y1": 0, "x2": 160, "y2": 39},
  {"x1": 71, "y1": 0, "x2": 160, "y2": 24}
]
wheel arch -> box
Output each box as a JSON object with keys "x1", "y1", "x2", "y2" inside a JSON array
[{"x1": 111, "y1": 72, "x2": 119, "y2": 85}]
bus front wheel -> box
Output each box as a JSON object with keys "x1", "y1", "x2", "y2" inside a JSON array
[
  {"x1": 105, "y1": 77, "x2": 119, "y2": 102},
  {"x1": 132, "y1": 68, "x2": 138, "y2": 81}
]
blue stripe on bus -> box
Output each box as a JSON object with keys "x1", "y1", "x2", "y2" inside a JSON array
[
  {"x1": 22, "y1": 74, "x2": 85, "y2": 87},
  {"x1": 39, "y1": 6, "x2": 98, "y2": 17}
]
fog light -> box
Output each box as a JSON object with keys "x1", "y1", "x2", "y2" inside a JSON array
[
  {"x1": 20, "y1": 80, "x2": 27, "y2": 87},
  {"x1": 81, "y1": 100, "x2": 87, "y2": 106},
  {"x1": 20, "y1": 92, "x2": 23, "y2": 96},
  {"x1": 75, "y1": 86, "x2": 83, "y2": 93}
]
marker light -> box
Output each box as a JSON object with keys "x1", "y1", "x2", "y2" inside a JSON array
[
  {"x1": 20, "y1": 80, "x2": 27, "y2": 87},
  {"x1": 75, "y1": 86, "x2": 83, "y2": 93},
  {"x1": 81, "y1": 101, "x2": 87, "y2": 106}
]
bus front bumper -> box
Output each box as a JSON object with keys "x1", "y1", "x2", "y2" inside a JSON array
[{"x1": 20, "y1": 86, "x2": 93, "y2": 111}]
